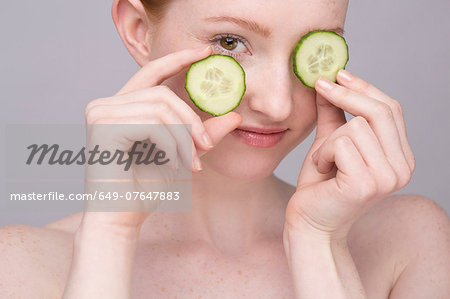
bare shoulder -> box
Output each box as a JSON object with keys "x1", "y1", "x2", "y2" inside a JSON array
[
  {"x1": 349, "y1": 193, "x2": 450, "y2": 297},
  {"x1": 0, "y1": 224, "x2": 74, "y2": 298}
]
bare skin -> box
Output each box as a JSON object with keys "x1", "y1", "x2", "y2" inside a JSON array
[
  {"x1": 1, "y1": 0, "x2": 449, "y2": 298},
  {"x1": 0, "y1": 193, "x2": 448, "y2": 298}
]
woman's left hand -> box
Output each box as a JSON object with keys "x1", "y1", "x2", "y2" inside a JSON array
[{"x1": 285, "y1": 69, "x2": 416, "y2": 239}]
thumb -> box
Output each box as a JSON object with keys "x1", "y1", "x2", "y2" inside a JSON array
[
  {"x1": 198, "y1": 111, "x2": 242, "y2": 157},
  {"x1": 314, "y1": 87, "x2": 346, "y2": 141},
  {"x1": 295, "y1": 89, "x2": 346, "y2": 188}
]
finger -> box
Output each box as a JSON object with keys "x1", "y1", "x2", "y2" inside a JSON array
[
  {"x1": 336, "y1": 69, "x2": 415, "y2": 172},
  {"x1": 117, "y1": 46, "x2": 212, "y2": 95},
  {"x1": 197, "y1": 111, "x2": 243, "y2": 157},
  {"x1": 324, "y1": 136, "x2": 375, "y2": 200},
  {"x1": 86, "y1": 86, "x2": 215, "y2": 151},
  {"x1": 314, "y1": 89, "x2": 347, "y2": 142},
  {"x1": 315, "y1": 78, "x2": 412, "y2": 188},
  {"x1": 89, "y1": 117, "x2": 179, "y2": 172},
  {"x1": 313, "y1": 116, "x2": 398, "y2": 194},
  {"x1": 88, "y1": 101, "x2": 204, "y2": 172}
]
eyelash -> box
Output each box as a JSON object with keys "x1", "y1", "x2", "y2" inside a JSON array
[{"x1": 209, "y1": 34, "x2": 250, "y2": 58}]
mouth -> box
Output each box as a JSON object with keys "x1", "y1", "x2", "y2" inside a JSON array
[{"x1": 231, "y1": 126, "x2": 288, "y2": 148}]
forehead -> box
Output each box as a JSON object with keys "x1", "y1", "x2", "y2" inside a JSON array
[{"x1": 170, "y1": 0, "x2": 348, "y2": 36}]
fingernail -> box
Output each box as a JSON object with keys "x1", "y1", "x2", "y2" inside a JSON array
[
  {"x1": 193, "y1": 156, "x2": 202, "y2": 171},
  {"x1": 316, "y1": 78, "x2": 334, "y2": 91},
  {"x1": 202, "y1": 132, "x2": 214, "y2": 148},
  {"x1": 338, "y1": 69, "x2": 352, "y2": 82}
]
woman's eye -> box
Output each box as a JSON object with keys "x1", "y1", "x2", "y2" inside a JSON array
[
  {"x1": 213, "y1": 35, "x2": 248, "y2": 57},
  {"x1": 220, "y1": 36, "x2": 239, "y2": 50}
]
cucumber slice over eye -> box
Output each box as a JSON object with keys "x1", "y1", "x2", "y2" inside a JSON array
[
  {"x1": 293, "y1": 30, "x2": 349, "y2": 88},
  {"x1": 185, "y1": 54, "x2": 246, "y2": 116}
]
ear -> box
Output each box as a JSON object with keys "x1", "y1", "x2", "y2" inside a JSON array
[{"x1": 112, "y1": 0, "x2": 152, "y2": 66}]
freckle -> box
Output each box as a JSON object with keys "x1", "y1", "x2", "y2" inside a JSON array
[
  {"x1": 190, "y1": 288, "x2": 193, "y2": 292},
  {"x1": 164, "y1": 224, "x2": 168, "y2": 229},
  {"x1": 161, "y1": 287, "x2": 165, "y2": 292},
  {"x1": 237, "y1": 270, "x2": 242, "y2": 275},
  {"x1": 210, "y1": 271, "x2": 214, "y2": 275},
  {"x1": 7, "y1": 243, "x2": 12, "y2": 246},
  {"x1": 176, "y1": 253, "x2": 180, "y2": 257}
]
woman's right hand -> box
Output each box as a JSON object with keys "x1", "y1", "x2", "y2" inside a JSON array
[
  {"x1": 65, "y1": 45, "x2": 243, "y2": 299},
  {"x1": 82, "y1": 45, "x2": 243, "y2": 230}
]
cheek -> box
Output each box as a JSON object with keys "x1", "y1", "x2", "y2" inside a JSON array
[{"x1": 291, "y1": 87, "x2": 318, "y2": 132}]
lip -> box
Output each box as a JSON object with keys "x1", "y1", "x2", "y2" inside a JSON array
[
  {"x1": 236, "y1": 126, "x2": 288, "y2": 134},
  {"x1": 232, "y1": 126, "x2": 288, "y2": 148}
]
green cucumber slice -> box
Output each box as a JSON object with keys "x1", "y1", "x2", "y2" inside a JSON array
[
  {"x1": 185, "y1": 54, "x2": 246, "y2": 116},
  {"x1": 293, "y1": 30, "x2": 349, "y2": 88}
]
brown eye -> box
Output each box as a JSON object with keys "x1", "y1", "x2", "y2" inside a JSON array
[{"x1": 220, "y1": 36, "x2": 238, "y2": 51}]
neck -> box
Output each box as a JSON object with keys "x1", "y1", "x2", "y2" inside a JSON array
[{"x1": 177, "y1": 167, "x2": 294, "y2": 256}]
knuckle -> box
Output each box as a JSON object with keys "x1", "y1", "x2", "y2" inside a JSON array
[
  {"x1": 85, "y1": 98, "x2": 109, "y2": 123},
  {"x1": 373, "y1": 102, "x2": 394, "y2": 120},
  {"x1": 357, "y1": 78, "x2": 372, "y2": 91},
  {"x1": 397, "y1": 162, "x2": 413, "y2": 188},
  {"x1": 85, "y1": 105, "x2": 101, "y2": 124},
  {"x1": 153, "y1": 101, "x2": 171, "y2": 113},
  {"x1": 335, "y1": 135, "x2": 353, "y2": 149},
  {"x1": 84, "y1": 98, "x2": 101, "y2": 117},
  {"x1": 154, "y1": 84, "x2": 171, "y2": 95},
  {"x1": 349, "y1": 116, "x2": 369, "y2": 130},
  {"x1": 390, "y1": 99, "x2": 403, "y2": 116}
]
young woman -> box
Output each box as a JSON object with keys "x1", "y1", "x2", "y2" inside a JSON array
[{"x1": 1, "y1": 0, "x2": 449, "y2": 298}]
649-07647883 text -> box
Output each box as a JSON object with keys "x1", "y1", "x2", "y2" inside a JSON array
[{"x1": 9, "y1": 191, "x2": 181, "y2": 201}]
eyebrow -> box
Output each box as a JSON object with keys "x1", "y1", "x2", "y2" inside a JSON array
[
  {"x1": 203, "y1": 16, "x2": 345, "y2": 38},
  {"x1": 203, "y1": 16, "x2": 272, "y2": 38}
]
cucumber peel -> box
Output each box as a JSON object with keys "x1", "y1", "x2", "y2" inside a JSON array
[
  {"x1": 185, "y1": 54, "x2": 246, "y2": 116},
  {"x1": 293, "y1": 30, "x2": 349, "y2": 88}
]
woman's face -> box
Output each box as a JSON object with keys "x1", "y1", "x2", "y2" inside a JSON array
[{"x1": 148, "y1": 0, "x2": 348, "y2": 179}]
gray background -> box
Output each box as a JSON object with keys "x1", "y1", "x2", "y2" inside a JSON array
[{"x1": 0, "y1": 0, "x2": 449, "y2": 226}]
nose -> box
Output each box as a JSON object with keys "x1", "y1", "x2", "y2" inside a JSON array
[{"x1": 246, "y1": 58, "x2": 294, "y2": 122}]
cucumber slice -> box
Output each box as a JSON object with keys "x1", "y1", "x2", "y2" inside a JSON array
[
  {"x1": 185, "y1": 54, "x2": 246, "y2": 116},
  {"x1": 293, "y1": 30, "x2": 349, "y2": 88}
]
